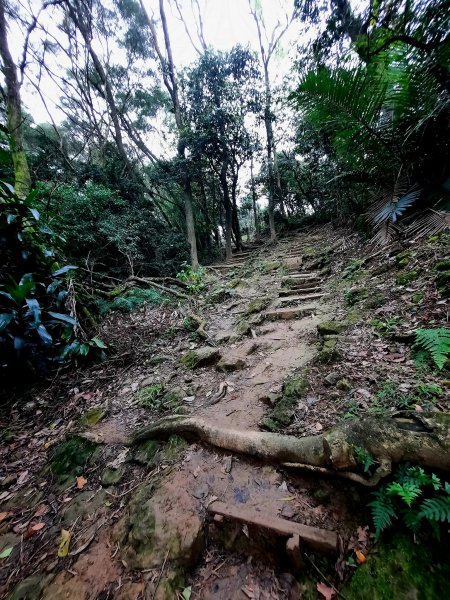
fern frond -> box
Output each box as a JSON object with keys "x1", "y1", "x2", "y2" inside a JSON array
[
  {"x1": 369, "y1": 490, "x2": 396, "y2": 538},
  {"x1": 417, "y1": 496, "x2": 450, "y2": 523},
  {"x1": 414, "y1": 328, "x2": 450, "y2": 370},
  {"x1": 386, "y1": 482, "x2": 423, "y2": 507}
]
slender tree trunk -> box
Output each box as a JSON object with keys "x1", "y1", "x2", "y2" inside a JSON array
[
  {"x1": 231, "y1": 174, "x2": 242, "y2": 251},
  {"x1": 220, "y1": 160, "x2": 233, "y2": 260},
  {"x1": 262, "y1": 66, "x2": 276, "y2": 240},
  {"x1": 0, "y1": 0, "x2": 31, "y2": 196},
  {"x1": 250, "y1": 157, "x2": 259, "y2": 238}
]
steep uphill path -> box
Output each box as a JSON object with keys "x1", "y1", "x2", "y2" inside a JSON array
[{"x1": 2, "y1": 226, "x2": 450, "y2": 599}]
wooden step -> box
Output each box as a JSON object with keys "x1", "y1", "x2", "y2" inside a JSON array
[
  {"x1": 208, "y1": 501, "x2": 337, "y2": 553},
  {"x1": 282, "y1": 272, "x2": 319, "y2": 279},
  {"x1": 279, "y1": 286, "x2": 321, "y2": 296},
  {"x1": 264, "y1": 304, "x2": 316, "y2": 320},
  {"x1": 277, "y1": 292, "x2": 325, "y2": 304}
]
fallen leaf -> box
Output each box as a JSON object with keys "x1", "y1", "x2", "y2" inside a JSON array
[
  {"x1": 33, "y1": 504, "x2": 49, "y2": 518},
  {"x1": 76, "y1": 476, "x2": 87, "y2": 489},
  {"x1": 31, "y1": 522, "x2": 45, "y2": 532},
  {"x1": 57, "y1": 529, "x2": 71, "y2": 558},
  {"x1": 317, "y1": 582, "x2": 336, "y2": 600},
  {"x1": 192, "y1": 466, "x2": 201, "y2": 478},
  {"x1": 0, "y1": 512, "x2": 12, "y2": 523},
  {"x1": 355, "y1": 549, "x2": 367, "y2": 564},
  {"x1": 17, "y1": 471, "x2": 29, "y2": 485},
  {"x1": 415, "y1": 404, "x2": 424, "y2": 412},
  {"x1": 0, "y1": 546, "x2": 13, "y2": 559},
  {"x1": 314, "y1": 422, "x2": 323, "y2": 432}
]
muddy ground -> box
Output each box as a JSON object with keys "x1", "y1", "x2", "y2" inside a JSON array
[{"x1": 1, "y1": 224, "x2": 450, "y2": 599}]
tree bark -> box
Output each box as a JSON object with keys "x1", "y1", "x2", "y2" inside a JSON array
[
  {"x1": 220, "y1": 159, "x2": 233, "y2": 259},
  {"x1": 0, "y1": 0, "x2": 31, "y2": 196},
  {"x1": 128, "y1": 412, "x2": 450, "y2": 485},
  {"x1": 250, "y1": 156, "x2": 259, "y2": 237}
]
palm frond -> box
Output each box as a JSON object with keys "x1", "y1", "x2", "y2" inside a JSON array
[
  {"x1": 406, "y1": 209, "x2": 450, "y2": 240},
  {"x1": 368, "y1": 221, "x2": 400, "y2": 248}
]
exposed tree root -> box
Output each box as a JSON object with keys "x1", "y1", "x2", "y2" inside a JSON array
[
  {"x1": 127, "y1": 276, "x2": 189, "y2": 299},
  {"x1": 128, "y1": 412, "x2": 450, "y2": 485}
]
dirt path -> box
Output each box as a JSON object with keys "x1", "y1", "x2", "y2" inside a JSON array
[{"x1": 3, "y1": 226, "x2": 449, "y2": 599}]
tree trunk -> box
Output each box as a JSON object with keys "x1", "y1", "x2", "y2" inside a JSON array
[
  {"x1": 250, "y1": 156, "x2": 259, "y2": 238},
  {"x1": 220, "y1": 160, "x2": 233, "y2": 260},
  {"x1": 0, "y1": 0, "x2": 31, "y2": 197},
  {"x1": 129, "y1": 413, "x2": 450, "y2": 485},
  {"x1": 182, "y1": 172, "x2": 199, "y2": 270},
  {"x1": 262, "y1": 66, "x2": 277, "y2": 241},
  {"x1": 231, "y1": 174, "x2": 242, "y2": 251}
]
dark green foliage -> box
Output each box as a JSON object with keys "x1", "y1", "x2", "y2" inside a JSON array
[
  {"x1": 0, "y1": 169, "x2": 76, "y2": 379},
  {"x1": 369, "y1": 465, "x2": 450, "y2": 539},
  {"x1": 98, "y1": 288, "x2": 163, "y2": 316},
  {"x1": 414, "y1": 328, "x2": 450, "y2": 370}
]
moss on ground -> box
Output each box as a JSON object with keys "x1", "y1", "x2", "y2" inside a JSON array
[
  {"x1": 49, "y1": 436, "x2": 98, "y2": 479},
  {"x1": 262, "y1": 375, "x2": 309, "y2": 431},
  {"x1": 245, "y1": 298, "x2": 269, "y2": 315},
  {"x1": 343, "y1": 533, "x2": 450, "y2": 600},
  {"x1": 345, "y1": 287, "x2": 368, "y2": 306},
  {"x1": 139, "y1": 384, "x2": 165, "y2": 409},
  {"x1": 396, "y1": 270, "x2": 419, "y2": 285}
]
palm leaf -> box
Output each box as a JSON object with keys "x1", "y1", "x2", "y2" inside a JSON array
[{"x1": 406, "y1": 209, "x2": 450, "y2": 239}]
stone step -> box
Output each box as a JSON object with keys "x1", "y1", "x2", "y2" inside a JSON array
[
  {"x1": 210, "y1": 262, "x2": 245, "y2": 269},
  {"x1": 279, "y1": 286, "x2": 321, "y2": 296},
  {"x1": 264, "y1": 304, "x2": 317, "y2": 320},
  {"x1": 277, "y1": 292, "x2": 325, "y2": 304},
  {"x1": 281, "y1": 274, "x2": 320, "y2": 283}
]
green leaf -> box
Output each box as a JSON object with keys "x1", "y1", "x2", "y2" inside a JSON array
[
  {"x1": 47, "y1": 312, "x2": 76, "y2": 326},
  {"x1": 0, "y1": 546, "x2": 13, "y2": 559},
  {"x1": 37, "y1": 324, "x2": 53, "y2": 345},
  {"x1": 52, "y1": 265, "x2": 78, "y2": 277},
  {"x1": 182, "y1": 587, "x2": 192, "y2": 600},
  {"x1": 91, "y1": 337, "x2": 107, "y2": 349},
  {"x1": 0, "y1": 313, "x2": 14, "y2": 332}
]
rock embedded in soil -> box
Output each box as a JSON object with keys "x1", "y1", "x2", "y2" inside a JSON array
[
  {"x1": 324, "y1": 372, "x2": 340, "y2": 387},
  {"x1": 317, "y1": 320, "x2": 347, "y2": 336},
  {"x1": 117, "y1": 474, "x2": 204, "y2": 571},
  {"x1": 396, "y1": 270, "x2": 419, "y2": 286},
  {"x1": 216, "y1": 356, "x2": 246, "y2": 372},
  {"x1": 180, "y1": 346, "x2": 221, "y2": 369}
]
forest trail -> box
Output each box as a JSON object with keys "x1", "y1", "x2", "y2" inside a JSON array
[{"x1": 2, "y1": 226, "x2": 450, "y2": 599}]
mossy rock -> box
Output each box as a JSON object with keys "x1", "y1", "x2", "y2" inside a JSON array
[
  {"x1": 49, "y1": 436, "x2": 98, "y2": 480},
  {"x1": 181, "y1": 346, "x2": 220, "y2": 369},
  {"x1": 436, "y1": 270, "x2": 450, "y2": 297},
  {"x1": 283, "y1": 376, "x2": 310, "y2": 398},
  {"x1": 262, "y1": 376, "x2": 309, "y2": 431},
  {"x1": 317, "y1": 321, "x2": 347, "y2": 336},
  {"x1": 206, "y1": 287, "x2": 233, "y2": 304},
  {"x1": 78, "y1": 404, "x2": 107, "y2": 428},
  {"x1": 245, "y1": 298, "x2": 270, "y2": 315},
  {"x1": 345, "y1": 287, "x2": 368, "y2": 306},
  {"x1": 235, "y1": 318, "x2": 252, "y2": 337},
  {"x1": 261, "y1": 396, "x2": 297, "y2": 431},
  {"x1": 318, "y1": 337, "x2": 341, "y2": 363},
  {"x1": 148, "y1": 354, "x2": 171, "y2": 365},
  {"x1": 162, "y1": 387, "x2": 185, "y2": 410},
  {"x1": 262, "y1": 260, "x2": 281, "y2": 273},
  {"x1": 6, "y1": 575, "x2": 45, "y2": 600},
  {"x1": 133, "y1": 436, "x2": 187, "y2": 467},
  {"x1": 343, "y1": 533, "x2": 450, "y2": 600},
  {"x1": 396, "y1": 271, "x2": 419, "y2": 286}
]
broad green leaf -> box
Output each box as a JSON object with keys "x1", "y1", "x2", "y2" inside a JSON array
[
  {"x1": 0, "y1": 313, "x2": 14, "y2": 332},
  {"x1": 47, "y1": 312, "x2": 76, "y2": 326},
  {"x1": 182, "y1": 587, "x2": 192, "y2": 600},
  {"x1": 91, "y1": 337, "x2": 107, "y2": 349},
  {"x1": 0, "y1": 546, "x2": 13, "y2": 559},
  {"x1": 52, "y1": 265, "x2": 78, "y2": 277}
]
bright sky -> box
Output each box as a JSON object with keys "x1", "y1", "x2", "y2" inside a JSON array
[{"x1": 15, "y1": 0, "x2": 302, "y2": 125}]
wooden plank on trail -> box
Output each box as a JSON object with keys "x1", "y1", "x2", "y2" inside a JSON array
[{"x1": 208, "y1": 501, "x2": 338, "y2": 553}]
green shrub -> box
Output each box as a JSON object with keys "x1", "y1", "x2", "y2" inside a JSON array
[
  {"x1": 0, "y1": 175, "x2": 76, "y2": 378},
  {"x1": 176, "y1": 262, "x2": 205, "y2": 293}
]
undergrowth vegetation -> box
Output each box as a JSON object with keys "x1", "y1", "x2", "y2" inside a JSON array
[{"x1": 370, "y1": 465, "x2": 450, "y2": 539}]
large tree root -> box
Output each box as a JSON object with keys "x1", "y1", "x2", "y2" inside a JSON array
[{"x1": 128, "y1": 412, "x2": 450, "y2": 485}]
